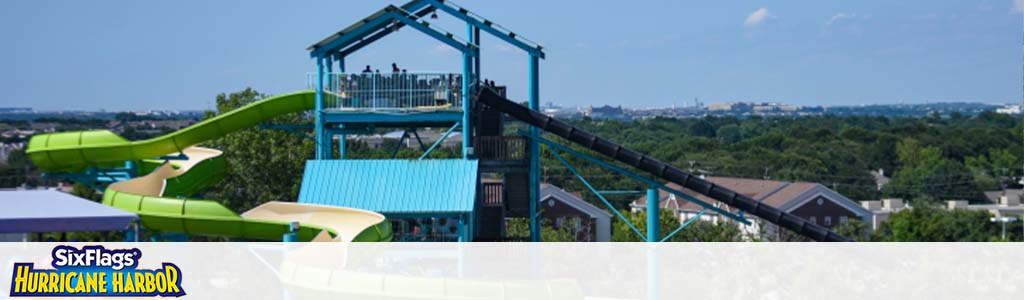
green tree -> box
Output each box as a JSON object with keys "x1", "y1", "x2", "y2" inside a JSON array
[
  {"x1": 895, "y1": 138, "x2": 938, "y2": 167},
  {"x1": 688, "y1": 119, "x2": 716, "y2": 138},
  {"x1": 839, "y1": 127, "x2": 877, "y2": 143},
  {"x1": 966, "y1": 149, "x2": 1021, "y2": 191},
  {"x1": 886, "y1": 139, "x2": 978, "y2": 201},
  {"x1": 612, "y1": 210, "x2": 743, "y2": 242},
  {"x1": 833, "y1": 219, "x2": 870, "y2": 242},
  {"x1": 505, "y1": 218, "x2": 582, "y2": 242},
  {"x1": 716, "y1": 124, "x2": 742, "y2": 143},
  {"x1": 201, "y1": 88, "x2": 314, "y2": 212},
  {"x1": 872, "y1": 203, "x2": 1001, "y2": 242},
  {"x1": 71, "y1": 183, "x2": 100, "y2": 201},
  {"x1": 670, "y1": 219, "x2": 744, "y2": 242}
]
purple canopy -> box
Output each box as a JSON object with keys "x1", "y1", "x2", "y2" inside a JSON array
[{"x1": 0, "y1": 190, "x2": 137, "y2": 233}]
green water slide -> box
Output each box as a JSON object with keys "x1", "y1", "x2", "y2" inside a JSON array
[
  {"x1": 27, "y1": 90, "x2": 316, "y2": 172},
  {"x1": 26, "y1": 90, "x2": 391, "y2": 242}
]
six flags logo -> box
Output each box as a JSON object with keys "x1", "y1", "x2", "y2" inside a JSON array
[{"x1": 9, "y1": 245, "x2": 185, "y2": 297}]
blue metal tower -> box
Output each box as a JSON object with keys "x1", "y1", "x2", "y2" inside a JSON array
[{"x1": 302, "y1": 0, "x2": 546, "y2": 242}]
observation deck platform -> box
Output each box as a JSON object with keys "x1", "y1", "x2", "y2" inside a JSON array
[{"x1": 309, "y1": 72, "x2": 465, "y2": 126}]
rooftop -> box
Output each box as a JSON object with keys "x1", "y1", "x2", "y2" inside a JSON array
[
  {"x1": 631, "y1": 177, "x2": 858, "y2": 215},
  {"x1": 0, "y1": 190, "x2": 137, "y2": 233},
  {"x1": 298, "y1": 159, "x2": 478, "y2": 215}
]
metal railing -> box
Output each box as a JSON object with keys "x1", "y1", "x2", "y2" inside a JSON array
[
  {"x1": 475, "y1": 135, "x2": 528, "y2": 161},
  {"x1": 482, "y1": 182, "x2": 504, "y2": 207},
  {"x1": 307, "y1": 72, "x2": 463, "y2": 111}
]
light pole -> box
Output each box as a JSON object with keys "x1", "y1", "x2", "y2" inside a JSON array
[{"x1": 990, "y1": 217, "x2": 1018, "y2": 241}]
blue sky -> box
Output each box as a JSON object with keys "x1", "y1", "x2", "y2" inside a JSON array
[{"x1": 1, "y1": 0, "x2": 1021, "y2": 111}]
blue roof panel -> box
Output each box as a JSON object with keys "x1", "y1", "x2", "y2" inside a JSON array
[{"x1": 298, "y1": 159, "x2": 478, "y2": 214}]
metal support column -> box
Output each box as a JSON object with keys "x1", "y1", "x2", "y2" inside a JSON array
[
  {"x1": 324, "y1": 58, "x2": 334, "y2": 159},
  {"x1": 457, "y1": 215, "x2": 468, "y2": 242},
  {"x1": 647, "y1": 187, "x2": 659, "y2": 242},
  {"x1": 314, "y1": 57, "x2": 326, "y2": 160},
  {"x1": 132, "y1": 220, "x2": 140, "y2": 242},
  {"x1": 411, "y1": 129, "x2": 428, "y2": 151},
  {"x1": 326, "y1": 56, "x2": 333, "y2": 73},
  {"x1": 461, "y1": 47, "x2": 472, "y2": 158},
  {"x1": 124, "y1": 160, "x2": 137, "y2": 178},
  {"x1": 391, "y1": 131, "x2": 408, "y2": 159},
  {"x1": 473, "y1": 26, "x2": 481, "y2": 85},
  {"x1": 528, "y1": 54, "x2": 541, "y2": 241},
  {"x1": 336, "y1": 57, "x2": 345, "y2": 160},
  {"x1": 338, "y1": 124, "x2": 347, "y2": 159},
  {"x1": 283, "y1": 221, "x2": 299, "y2": 242}
]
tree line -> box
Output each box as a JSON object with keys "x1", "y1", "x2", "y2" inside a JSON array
[{"x1": 12, "y1": 88, "x2": 1020, "y2": 242}]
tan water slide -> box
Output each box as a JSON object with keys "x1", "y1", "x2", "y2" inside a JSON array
[
  {"x1": 28, "y1": 91, "x2": 391, "y2": 242},
  {"x1": 104, "y1": 147, "x2": 391, "y2": 242}
]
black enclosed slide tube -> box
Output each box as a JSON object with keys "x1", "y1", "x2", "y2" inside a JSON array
[{"x1": 476, "y1": 88, "x2": 851, "y2": 242}]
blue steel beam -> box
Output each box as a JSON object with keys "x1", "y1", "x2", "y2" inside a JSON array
[
  {"x1": 260, "y1": 124, "x2": 314, "y2": 130},
  {"x1": 314, "y1": 57, "x2": 326, "y2": 159},
  {"x1": 391, "y1": 131, "x2": 408, "y2": 159},
  {"x1": 310, "y1": 12, "x2": 396, "y2": 58},
  {"x1": 425, "y1": 0, "x2": 545, "y2": 58},
  {"x1": 410, "y1": 129, "x2": 428, "y2": 151},
  {"x1": 647, "y1": 187, "x2": 659, "y2": 242},
  {"x1": 660, "y1": 209, "x2": 707, "y2": 242},
  {"x1": 335, "y1": 56, "x2": 345, "y2": 73},
  {"x1": 388, "y1": 10, "x2": 476, "y2": 54},
  {"x1": 308, "y1": 1, "x2": 421, "y2": 45},
  {"x1": 467, "y1": 23, "x2": 476, "y2": 89},
  {"x1": 598, "y1": 190, "x2": 646, "y2": 195},
  {"x1": 473, "y1": 26, "x2": 480, "y2": 85},
  {"x1": 528, "y1": 54, "x2": 541, "y2": 241},
  {"x1": 310, "y1": 6, "x2": 474, "y2": 58},
  {"x1": 461, "y1": 47, "x2": 472, "y2": 158},
  {"x1": 420, "y1": 122, "x2": 460, "y2": 159},
  {"x1": 326, "y1": 126, "x2": 376, "y2": 135},
  {"x1": 339, "y1": 136, "x2": 347, "y2": 158},
  {"x1": 45, "y1": 169, "x2": 132, "y2": 183},
  {"x1": 551, "y1": 148, "x2": 647, "y2": 241},
  {"x1": 336, "y1": 6, "x2": 436, "y2": 57},
  {"x1": 322, "y1": 112, "x2": 462, "y2": 124},
  {"x1": 259, "y1": 124, "x2": 317, "y2": 142},
  {"x1": 525, "y1": 132, "x2": 749, "y2": 224},
  {"x1": 338, "y1": 29, "x2": 392, "y2": 58}
]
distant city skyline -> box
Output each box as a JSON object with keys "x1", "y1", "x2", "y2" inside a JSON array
[
  {"x1": 1, "y1": 97, "x2": 1014, "y2": 113},
  {"x1": 1, "y1": 0, "x2": 1022, "y2": 111}
]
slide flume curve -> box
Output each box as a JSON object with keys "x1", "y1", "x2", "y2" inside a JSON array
[{"x1": 27, "y1": 90, "x2": 391, "y2": 242}]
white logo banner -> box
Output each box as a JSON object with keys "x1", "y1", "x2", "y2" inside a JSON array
[{"x1": 1, "y1": 243, "x2": 1021, "y2": 299}]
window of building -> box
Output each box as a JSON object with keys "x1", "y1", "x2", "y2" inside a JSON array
[
  {"x1": 840, "y1": 216, "x2": 849, "y2": 224},
  {"x1": 808, "y1": 216, "x2": 816, "y2": 224},
  {"x1": 824, "y1": 216, "x2": 832, "y2": 226}
]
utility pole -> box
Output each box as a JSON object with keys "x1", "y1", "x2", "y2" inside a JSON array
[{"x1": 991, "y1": 217, "x2": 1018, "y2": 241}]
